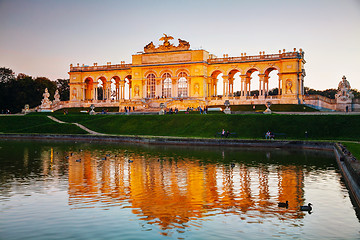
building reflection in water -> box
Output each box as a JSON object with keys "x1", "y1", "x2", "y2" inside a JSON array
[{"x1": 67, "y1": 149, "x2": 306, "y2": 230}]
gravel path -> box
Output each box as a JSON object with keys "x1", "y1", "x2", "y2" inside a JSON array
[{"x1": 47, "y1": 116, "x2": 104, "y2": 135}]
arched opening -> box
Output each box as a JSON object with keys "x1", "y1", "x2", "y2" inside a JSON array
[
  {"x1": 264, "y1": 68, "x2": 280, "y2": 96},
  {"x1": 110, "y1": 78, "x2": 117, "y2": 100},
  {"x1": 216, "y1": 73, "x2": 224, "y2": 97},
  {"x1": 245, "y1": 69, "x2": 259, "y2": 97},
  {"x1": 178, "y1": 72, "x2": 188, "y2": 97},
  {"x1": 210, "y1": 70, "x2": 223, "y2": 97},
  {"x1": 124, "y1": 75, "x2": 132, "y2": 99},
  {"x1": 84, "y1": 77, "x2": 93, "y2": 100},
  {"x1": 97, "y1": 78, "x2": 104, "y2": 100},
  {"x1": 146, "y1": 73, "x2": 156, "y2": 98},
  {"x1": 228, "y1": 69, "x2": 241, "y2": 97},
  {"x1": 162, "y1": 73, "x2": 172, "y2": 98},
  {"x1": 110, "y1": 76, "x2": 120, "y2": 100}
]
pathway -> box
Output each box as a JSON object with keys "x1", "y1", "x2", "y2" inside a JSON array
[{"x1": 47, "y1": 116, "x2": 105, "y2": 135}]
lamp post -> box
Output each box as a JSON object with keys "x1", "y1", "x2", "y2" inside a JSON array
[
  {"x1": 264, "y1": 101, "x2": 272, "y2": 114},
  {"x1": 159, "y1": 102, "x2": 165, "y2": 115},
  {"x1": 89, "y1": 104, "x2": 96, "y2": 115},
  {"x1": 224, "y1": 100, "x2": 231, "y2": 114}
]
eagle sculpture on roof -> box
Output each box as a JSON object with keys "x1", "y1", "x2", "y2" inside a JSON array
[{"x1": 159, "y1": 33, "x2": 174, "y2": 47}]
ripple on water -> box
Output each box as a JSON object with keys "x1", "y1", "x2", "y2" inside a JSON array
[{"x1": 0, "y1": 141, "x2": 359, "y2": 240}]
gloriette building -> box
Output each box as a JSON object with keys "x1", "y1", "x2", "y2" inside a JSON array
[{"x1": 68, "y1": 34, "x2": 306, "y2": 110}]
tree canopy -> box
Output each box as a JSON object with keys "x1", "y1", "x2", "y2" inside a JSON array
[
  {"x1": 305, "y1": 87, "x2": 360, "y2": 99},
  {"x1": 0, "y1": 67, "x2": 15, "y2": 83},
  {"x1": 0, "y1": 67, "x2": 69, "y2": 113}
]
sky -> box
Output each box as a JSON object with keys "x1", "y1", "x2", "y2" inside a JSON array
[{"x1": 0, "y1": 0, "x2": 359, "y2": 90}]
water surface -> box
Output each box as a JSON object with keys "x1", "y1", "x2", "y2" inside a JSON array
[{"x1": 0, "y1": 140, "x2": 359, "y2": 239}]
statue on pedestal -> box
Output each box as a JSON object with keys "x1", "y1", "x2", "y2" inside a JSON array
[
  {"x1": 335, "y1": 76, "x2": 354, "y2": 112},
  {"x1": 264, "y1": 101, "x2": 272, "y2": 114},
  {"x1": 223, "y1": 100, "x2": 231, "y2": 114},
  {"x1": 53, "y1": 89, "x2": 60, "y2": 103},
  {"x1": 40, "y1": 88, "x2": 51, "y2": 109}
]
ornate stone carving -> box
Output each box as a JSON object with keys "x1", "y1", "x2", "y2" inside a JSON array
[
  {"x1": 40, "y1": 88, "x2": 51, "y2": 109},
  {"x1": 194, "y1": 83, "x2": 200, "y2": 94},
  {"x1": 53, "y1": 89, "x2": 60, "y2": 103},
  {"x1": 335, "y1": 76, "x2": 354, "y2": 112},
  {"x1": 134, "y1": 85, "x2": 140, "y2": 97},
  {"x1": 285, "y1": 80, "x2": 293, "y2": 93},
  {"x1": 144, "y1": 34, "x2": 190, "y2": 53},
  {"x1": 144, "y1": 41, "x2": 155, "y2": 50},
  {"x1": 159, "y1": 33, "x2": 174, "y2": 47},
  {"x1": 178, "y1": 38, "x2": 190, "y2": 48}
]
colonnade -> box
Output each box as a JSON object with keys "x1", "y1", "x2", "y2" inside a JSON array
[
  {"x1": 207, "y1": 73, "x2": 283, "y2": 98},
  {"x1": 83, "y1": 79, "x2": 131, "y2": 101}
]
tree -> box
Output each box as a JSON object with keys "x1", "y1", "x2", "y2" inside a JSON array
[
  {"x1": 56, "y1": 79, "x2": 70, "y2": 101},
  {"x1": 268, "y1": 88, "x2": 279, "y2": 96},
  {"x1": 34, "y1": 77, "x2": 57, "y2": 102},
  {"x1": 0, "y1": 67, "x2": 15, "y2": 83},
  {"x1": 351, "y1": 89, "x2": 360, "y2": 99},
  {"x1": 0, "y1": 68, "x2": 57, "y2": 113},
  {"x1": 304, "y1": 87, "x2": 337, "y2": 99}
]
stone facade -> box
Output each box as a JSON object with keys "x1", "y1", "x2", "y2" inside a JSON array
[{"x1": 68, "y1": 35, "x2": 306, "y2": 110}]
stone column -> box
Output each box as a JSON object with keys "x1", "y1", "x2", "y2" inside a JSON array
[
  {"x1": 129, "y1": 81, "x2": 132, "y2": 99},
  {"x1": 142, "y1": 79, "x2": 146, "y2": 98},
  {"x1": 265, "y1": 76, "x2": 269, "y2": 96},
  {"x1": 245, "y1": 76, "x2": 251, "y2": 96},
  {"x1": 228, "y1": 77, "x2": 234, "y2": 96},
  {"x1": 172, "y1": 77, "x2": 177, "y2": 98},
  {"x1": 188, "y1": 78, "x2": 191, "y2": 97},
  {"x1": 222, "y1": 75, "x2": 228, "y2": 97},
  {"x1": 240, "y1": 75, "x2": 247, "y2": 97},
  {"x1": 258, "y1": 74, "x2": 265, "y2": 96},
  {"x1": 278, "y1": 73, "x2": 282, "y2": 96},
  {"x1": 156, "y1": 78, "x2": 162, "y2": 98}
]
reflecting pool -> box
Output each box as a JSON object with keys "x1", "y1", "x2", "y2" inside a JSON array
[{"x1": 0, "y1": 140, "x2": 359, "y2": 239}]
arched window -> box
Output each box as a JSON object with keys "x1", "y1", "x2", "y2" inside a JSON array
[
  {"x1": 178, "y1": 72, "x2": 188, "y2": 97},
  {"x1": 146, "y1": 73, "x2": 156, "y2": 98},
  {"x1": 162, "y1": 73, "x2": 172, "y2": 98},
  {"x1": 97, "y1": 79, "x2": 104, "y2": 100}
]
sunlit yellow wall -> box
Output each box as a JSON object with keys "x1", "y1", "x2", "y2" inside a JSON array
[{"x1": 69, "y1": 48, "x2": 304, "y2": 102}]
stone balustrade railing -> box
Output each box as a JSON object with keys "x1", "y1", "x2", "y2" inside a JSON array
[
  {"x1": 207, "y1": 52, "x2": 302, "y2": 64},
  {"x1": 70, "y1": 64, "x2": 132, "y2": 72}
]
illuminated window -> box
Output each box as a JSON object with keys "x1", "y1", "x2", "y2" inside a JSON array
[
  {"x1": 146, "y1": 73, "x2": 156, "y2": 98},
  {"x1": 178, "y1": 72, "x2": 188, "y2": 97},
  {"x1": 162, "y1": 73, "x2": 172, "y2": 97}
]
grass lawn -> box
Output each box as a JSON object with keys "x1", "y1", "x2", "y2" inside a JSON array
[
  {"x1": 342, "y1": 142, "x2": 360, "y2": 160},
  {"x1": 1, "y1": 113, "x2": 360, "y2": 141},
  {"x1": 210, "y1": 104, "x2": 318, "y2": 112},
  {"x1": 0, "y1": 115, "x2": 88, "y2": 134},
  {"x1": 54, "y1": 107, "x2": 119, "y2": 113},
  {"x1": 53, "y1": 113, "x2": 360, "y2": 141}
]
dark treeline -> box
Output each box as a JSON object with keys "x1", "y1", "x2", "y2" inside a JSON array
[
  {"x1": 0, "y1": 67, "x2": 69, "y2": 113},
  {"x1": 304, "y1": 87, "x2": 360, "y2": 99}
]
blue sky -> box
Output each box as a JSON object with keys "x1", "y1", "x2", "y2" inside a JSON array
[{"x1": 0, "y1": 0, "x2": 359, "y2": 90}]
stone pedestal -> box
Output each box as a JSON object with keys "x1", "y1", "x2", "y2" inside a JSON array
[
  {"x1": 224, "y1": 107, "x2": 231, "y2": 114},
  {"x1": 335, "y1": 76, "x2": 354, "y2": 112},
  {"x1": 263, "y1": 108, "x2": 272, "y2": 114},
  {"x1": 89, "y1": 104, "x2": 96, "y2": 115},
  {"x1": 39, "y1": 88, "x2": 52, "y2": 111},
  {"x1": 263, "y1": 101, "x2": 272, "y2": 114}
]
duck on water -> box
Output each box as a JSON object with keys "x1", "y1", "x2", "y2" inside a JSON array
[
  {"x1": 278, "y1": 201, "x2": 289, "y2": 208},
  {"x1": 300, "y1": 203, "x2": 312, "y2": 211}
]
